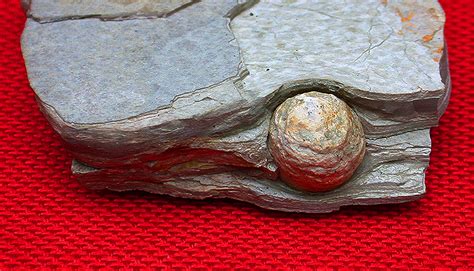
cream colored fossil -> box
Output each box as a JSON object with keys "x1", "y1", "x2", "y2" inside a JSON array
[{"x1": 269, "y1": 92, "x2": 366, "y2": 192}]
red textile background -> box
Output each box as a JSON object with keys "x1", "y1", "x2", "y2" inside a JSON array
[{"x1": 1, "y1": 0, "x2": 473, "y2": 269}]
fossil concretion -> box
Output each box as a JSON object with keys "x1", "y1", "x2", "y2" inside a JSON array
[
  {"x1": 21, "y1": 0, "x2": 451, "y2": 213},
  {"x1": 269, "y1": 92, "x2": 366, "y2": 192}
]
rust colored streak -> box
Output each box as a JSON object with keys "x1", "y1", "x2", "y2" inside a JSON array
[
  {"x1": 396, "y1": 9, "x2": 415, "y2": 22},
  {"x1": 72, "y1": 145, "x2": 277, "y2": 180},
  {"x1": 76, "y1": 147, "x2": 278, "y2": 182},
  {"x1": 423, "y1": 34, "x2": 434, "y2": 42},
  {"x1": 145, "y1": 148, "x2": 256, "y2": 171},
  {"x1": 140, "y1": 147, "x2": 277, "y2": 180}
]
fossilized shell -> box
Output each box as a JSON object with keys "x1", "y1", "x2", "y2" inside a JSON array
[{"x1": 269, "y1": 92, "x2": 366, "y2": 192}]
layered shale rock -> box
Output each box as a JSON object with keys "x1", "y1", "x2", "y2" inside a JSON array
[{"x1": 21, "y1": 0, "x2": 450, "y2": 213}]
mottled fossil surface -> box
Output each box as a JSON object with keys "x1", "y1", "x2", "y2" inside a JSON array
[{"x1": 21, "y1": 0, "x2": 450, "y2": 213}]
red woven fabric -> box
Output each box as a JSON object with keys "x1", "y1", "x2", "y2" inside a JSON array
[{"x1": 1, "y1": 0, "x2": 473, "y2": 269}]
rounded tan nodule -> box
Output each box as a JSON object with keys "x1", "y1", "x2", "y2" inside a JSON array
[{"x1": 269, "y1": 92, "x2": 366, "y2": 192}]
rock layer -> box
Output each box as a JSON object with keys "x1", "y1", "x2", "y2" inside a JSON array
[
  {"x1": 23, "y1": 0, "x2": 195, "y2": 23},
  {"x1": 21, "y1": 0, "x2": 450, "y2": 213}
]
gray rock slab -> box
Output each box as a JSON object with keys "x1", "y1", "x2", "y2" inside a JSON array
[
  {"x1": 22, "y1": 1, "x2": 246, "y2": 123},
  {"x1": 21, "y1": 0, "x2": 450, "y2": 213},
  {"x1": 21, "y1": 0, "x2": 450, "y2": 159}
]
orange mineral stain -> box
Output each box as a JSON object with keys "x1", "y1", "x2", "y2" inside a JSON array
[
  {"x1": 397, "y1": 9, "x2": 415, "y2": 22},
  {"x1": 433, "y1": 45, "x2": 444, "y2": 55},
  {"x1": 423, "y1": 34, "x2": 434, "y2": 42}
]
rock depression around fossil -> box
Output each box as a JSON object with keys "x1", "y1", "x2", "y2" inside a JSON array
[{"x1": 21, "y1": 0, "x2": 451, "y2": 213}]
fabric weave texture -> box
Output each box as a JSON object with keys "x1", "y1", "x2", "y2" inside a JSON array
[{"x1": 0, "y1": 0, "x2": 473, "y2": 269}]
